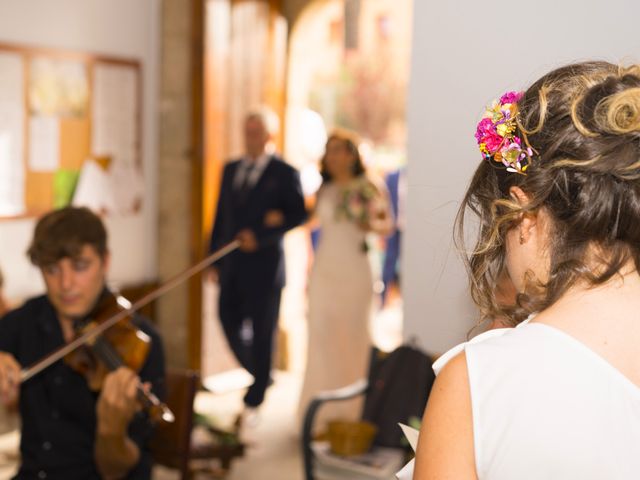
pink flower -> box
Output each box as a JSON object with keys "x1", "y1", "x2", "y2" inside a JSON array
[
  {"x1": 483, "y1": 132, "x2": 503, "y2": 153},
  {"x1": 475, "y1": 117, "x2": 495, "y2": 142},
  {"x1": 499, "y1": 91, "x2": 523, "y2": 105}
]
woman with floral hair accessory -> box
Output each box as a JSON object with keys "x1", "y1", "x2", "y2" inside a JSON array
[
  {"x1": 298, "y1": 128, "x2": 393, "y2": 431},
  {"x1": 412, "y1": 61, "x2": 640, "y2": 479}
]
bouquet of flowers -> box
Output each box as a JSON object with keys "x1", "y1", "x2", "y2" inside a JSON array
[{"x1": 335, "y1": 177, "x2": 379, "y2": 225}]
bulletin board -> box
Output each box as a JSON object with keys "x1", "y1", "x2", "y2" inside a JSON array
[{"x1": 0, "y1": 42, "x2": 142, "y2": 218}]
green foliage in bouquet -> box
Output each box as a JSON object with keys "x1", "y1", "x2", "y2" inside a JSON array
[
  {"x1": 334, "y1": 178, "x2": 379, "y2": 253},
  {"x1": 335, "y1": 178, "x2": 378, "y2": 224}
]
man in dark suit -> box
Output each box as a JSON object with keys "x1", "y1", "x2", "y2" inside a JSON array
[{"x1": 209, "y1": 108, "x2": 306, "y2": 416}]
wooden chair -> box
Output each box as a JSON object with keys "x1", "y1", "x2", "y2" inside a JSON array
[
  {"x1": 150, "y1": 368, "x2": 246, "y2": 479},
  {"x1": 150, "y1": 368, "x2": 199, "y2": 479}
]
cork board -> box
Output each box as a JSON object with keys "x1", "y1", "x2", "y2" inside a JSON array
[{"x1": 0, "y1": 42, "x2": 142, "y2": 218}]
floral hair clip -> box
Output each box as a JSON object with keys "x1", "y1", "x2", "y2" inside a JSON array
[{"x1": 475, "y1": 91, "x2": 533, "y2": 175}]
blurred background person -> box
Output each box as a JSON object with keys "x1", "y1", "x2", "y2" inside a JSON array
[
  {"x1": 298, "y1": 129, "x2": 392, "y2": 431},
  {"x1": 381, "y1": 167, "x2": 406, "y2": 306},
  {"x1": 208, "y1": 108, "x2": 307, "y2": 425}
]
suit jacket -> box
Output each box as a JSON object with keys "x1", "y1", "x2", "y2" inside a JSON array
[{"x1": 209, "y1": 155, "x2": 307, "y2": 289}]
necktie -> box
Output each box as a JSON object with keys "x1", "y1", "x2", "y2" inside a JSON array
[{"x1": 237, "y1": 163, "x2": 255, "y2": 204}]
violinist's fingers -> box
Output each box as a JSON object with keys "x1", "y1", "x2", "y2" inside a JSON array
[
  {"x1": 110, "y1": 368, "x2": 137, "y2": 402},
  {"x1": 122, "y1": 372, "x2": 140, "y2": 402},
  {"x1": 0, "y1": 353, "x2": 21, "y2": 404},
  {"x1": 96, "y1": 371, "x2": 138, "y2": 436},
  {"x1": 0, "y1": 353, "x2": 21, "y2": 378},
  {"x1": 102, "y1": 368, "x2": 128, "y2": 403},
  {"x1": 100, "y1": 370, "x2": 118, "y2": 405},
  {"x1": 99, "y1": 367, "x2": 140, "y2": 423}
]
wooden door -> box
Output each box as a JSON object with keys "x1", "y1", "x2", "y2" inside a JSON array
[{"x1": 190, "y1": 0, "x2": 287, "y2": 370}]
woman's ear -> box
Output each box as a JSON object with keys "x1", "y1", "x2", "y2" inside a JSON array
[
  {"x1": 509, "y1": 186, "x2": 536, "y2": 244},
  {"x1": 508, "y1": 186, "x2": 529, "y2": 206}
]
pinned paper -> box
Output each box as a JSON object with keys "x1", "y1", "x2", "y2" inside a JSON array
[
  {"x1": 29, "y1": 116, "x2": 60, "y2": 172},
  {"x1": 72, "y1": 159, "x2": 117, "y2": 214},
  {"x1": 108, "y1": 162, "x2": 144, "y2": 215},
  {"x1": 53, "y1": 169, "x2": 79, "y2": 208}
]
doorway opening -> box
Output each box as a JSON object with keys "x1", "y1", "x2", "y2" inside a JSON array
[{"x1": 199, "y1": 0, "x2": 413, "y2": 381}]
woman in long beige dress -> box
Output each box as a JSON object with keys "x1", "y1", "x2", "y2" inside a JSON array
[{"x1": 298, "y1": 129, "x2": 392, "y2": 431}]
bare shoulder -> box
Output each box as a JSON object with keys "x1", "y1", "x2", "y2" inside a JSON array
[
  {"x1": 424, "y1": 351, "x2": 472, "y2": 435},
  {"x1": 435, "y1": 350, "x2": 469, "y2": 390},
  {"x1": 413, "y1": 351, "x2": 477, "y2": 479}
]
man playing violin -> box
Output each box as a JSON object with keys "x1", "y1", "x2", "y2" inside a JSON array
[{"x1": 0, "y1": 207, "x2": 166, "y2": 480}]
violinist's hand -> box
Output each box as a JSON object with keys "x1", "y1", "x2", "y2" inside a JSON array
[
  {"x1": 0, "y1": 352, "x2": 20, "y2": 408},
  {"x1": 96, "y1": 367, "x2": 140, "y2": 436},
  {"x1": 236, "y1": 229, "x2": 258, "y2": 252}
]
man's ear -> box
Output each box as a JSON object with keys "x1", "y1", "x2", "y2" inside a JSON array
[{"x1": 102, "y1": 251, "x2": 111, "y2": 273}]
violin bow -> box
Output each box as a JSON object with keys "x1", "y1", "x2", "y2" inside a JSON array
[{"x1": 20, "y1": 240, "x2": 240, "y2": 383}]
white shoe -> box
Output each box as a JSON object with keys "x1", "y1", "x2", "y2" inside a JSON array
[
  {"x1": 234, "y1": 407, "x2": 260, "y2": 445},
  {"x1": 241, "y1": 406, "x2": 260, "y2": 428}
]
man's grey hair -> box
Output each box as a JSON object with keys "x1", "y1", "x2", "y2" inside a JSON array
[{"x1": 246, "y1": 106, "x2": 280, "y2": 136}]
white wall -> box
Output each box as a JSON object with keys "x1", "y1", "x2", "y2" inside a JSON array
[
  {"x1": 0, "y1": 0, "x2": 160, "y2": 300},
  {"x1": 404, "y1": 0, "x2": 640, "y2": 353}
]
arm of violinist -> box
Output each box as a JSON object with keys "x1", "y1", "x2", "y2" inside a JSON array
[
  {"x1": 0, "y1": 352, "x2": 20, "y2": 409},
  {"x1": 94, "y1": 367, "x2": 141, "y2": 479}
]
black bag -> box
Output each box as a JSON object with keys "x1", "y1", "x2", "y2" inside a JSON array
[{"x1": 361, "y1": 345, "x2": 435, "y2": 448}]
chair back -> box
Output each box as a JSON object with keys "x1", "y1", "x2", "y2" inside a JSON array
[
  {"x1": 149, "y1": 368, "x2": 200, "y2": 478},
  {"x1": 361, "y1": 345, "x2": 434, "y2": 448}
]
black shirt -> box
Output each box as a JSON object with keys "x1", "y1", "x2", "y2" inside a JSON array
[{"x1": 0, "y1": 294, "x2": 166, "y2": 480}]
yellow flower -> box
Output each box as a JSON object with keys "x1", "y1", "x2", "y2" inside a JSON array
[{"x1": 496, "y1": 121, "x2": 516, "y2": 138}]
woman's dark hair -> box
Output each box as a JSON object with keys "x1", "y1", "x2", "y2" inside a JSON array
[
  {"x1": 28, "y1": 206, "x2": 108, "y2": 266},
  {"x1": 320, "y1": 128, "x2": 366, "y2": 182},
  {"x1": 457, "y1": 61, "x2": 640, "y2": 325}
]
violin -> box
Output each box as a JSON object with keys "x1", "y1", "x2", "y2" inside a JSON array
[
  {"x1": 64, "y1": 291, "x2": 173, "y2": 423},
  {"x1": 19, "y1": 240, "x2": 240, "y2": 423}
]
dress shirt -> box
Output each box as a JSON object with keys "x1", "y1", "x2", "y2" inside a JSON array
[{"x1": 233, "y1": 154, "x2": 271, "y2": 191}]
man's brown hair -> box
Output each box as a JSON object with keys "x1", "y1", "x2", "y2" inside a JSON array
[{"x1": 27, "y1": 207, "x2": 108, "y2": 266}]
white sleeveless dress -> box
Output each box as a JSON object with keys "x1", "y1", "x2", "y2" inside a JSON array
[
  {"x1": 298, "y1": 181, "x2": 376, "y2": 429},
  {"x1": 399, "y1": 320, "x2": 640, "y2": 479}
]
